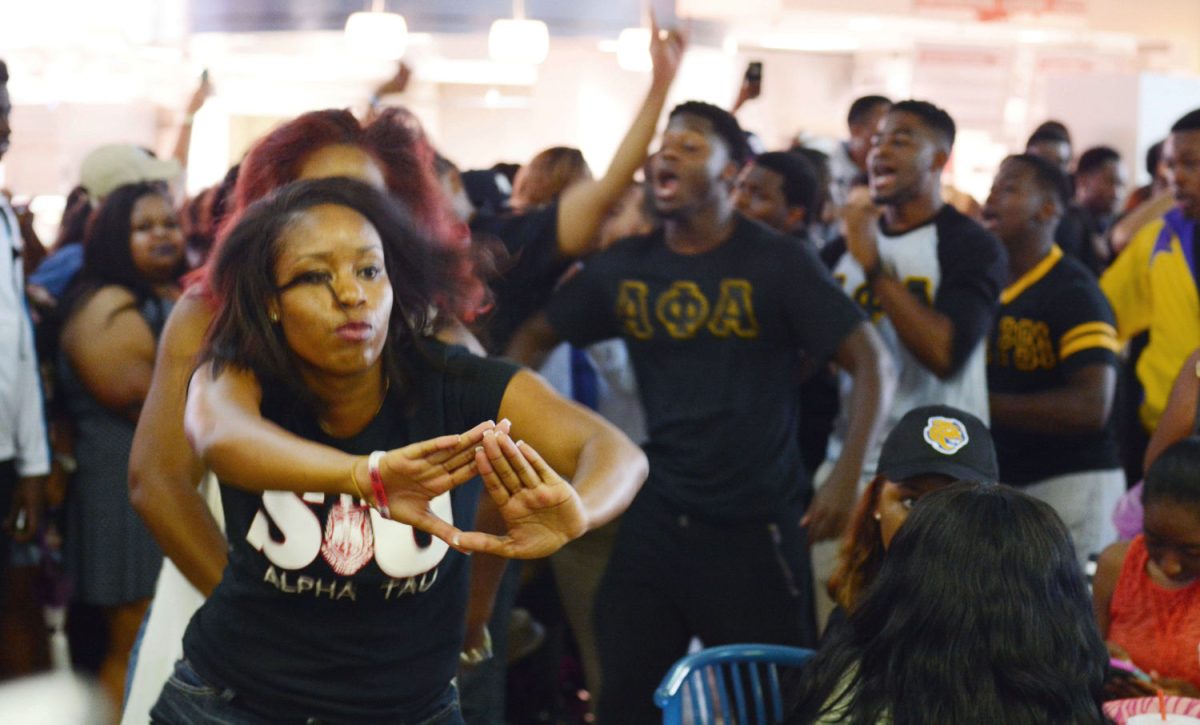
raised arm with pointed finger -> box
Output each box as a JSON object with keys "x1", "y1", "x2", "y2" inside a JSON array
[{"x1": 554, "y1": 15, "x2": 685, "y2": 257}]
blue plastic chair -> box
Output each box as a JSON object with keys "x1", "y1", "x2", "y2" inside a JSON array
[{"x1": 654, "y1": 644, "x2": 816, "y2": 724}]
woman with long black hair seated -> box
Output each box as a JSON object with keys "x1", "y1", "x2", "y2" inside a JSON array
[
  {"x1": 787, "y1": 482, "x2": 1109, "y2": 724},
  {"x1": 149, "y1": 177, "x2": 646, "y2": 724}
]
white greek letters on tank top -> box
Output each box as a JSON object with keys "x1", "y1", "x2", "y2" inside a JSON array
[{"x1": 246, "y1": 490, "x2": 452, "y2": 597}]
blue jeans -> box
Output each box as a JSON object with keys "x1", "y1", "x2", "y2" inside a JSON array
[
  {"x1": 150, "y1": 658, "x2": 465, "y2": 725},
  {"x1": 458, "y1": 561, "x2": 521, "y2": 724}
]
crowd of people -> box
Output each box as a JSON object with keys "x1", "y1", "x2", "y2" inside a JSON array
[{"x1": 1, "y1": 20, "x2": 1200, "y2": 724}]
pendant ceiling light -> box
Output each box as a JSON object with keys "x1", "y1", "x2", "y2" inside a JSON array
[
  {"x1": 615, "y1": 0, "x2": 652, "y2": 72},
  {"x1": 616, "y1": 27, "x2": 652, "y2": 72},
  {"x1": 488, "y1": 0, "x2": 549, "y2": 65},
  {"x1": 345, "y1": 0, "x2": 408, "y2": 60}
]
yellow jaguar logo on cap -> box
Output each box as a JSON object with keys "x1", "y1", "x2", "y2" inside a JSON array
[{"x1": 923, "y1": 416, "x2": 969, "y2": 455}]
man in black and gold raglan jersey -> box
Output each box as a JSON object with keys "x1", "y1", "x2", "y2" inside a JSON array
[
  {"x1": 507, "y1": 101, "x2": 893, "y2": 725},
  {"x1": 983, "y1": 154, "x2": 1124, "y2": 566},
  {"x1": 815, "y1": 100, "x2": 1006, "y2": 625}
]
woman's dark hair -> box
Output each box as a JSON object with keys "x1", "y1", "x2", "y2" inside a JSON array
[
  {"x1": 1143, "y1": 437, "x2": 1200, "y2": 507},
  {"x1": 183, "y1": 164, "x2": 241, "y2": 270},
  {"x1": 60, "y1": 181, "x2": 182, "y2": 320},
  {"x1": 192, "y1": 109, "x2": 487, "y2": 321},
  {"x1": 201, "y1": 176, "x2": 460, "y2": 414},
  {"x1": 511, "y1": 146, "x2": 591, "y2": 211},
  {"x1": 54, "y1": 185, "x2": 93, "y2": 249},
  {"x1": 789, "y1": 483, "x2": 1109, "y2": 725}
]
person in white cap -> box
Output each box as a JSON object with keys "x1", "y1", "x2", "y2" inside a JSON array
[{"x1": 79, "y1": 144, "x2": 181, "y2": 202}]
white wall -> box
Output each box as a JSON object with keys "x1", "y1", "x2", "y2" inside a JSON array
[{"x1": 1042, "y1": 73, "x2": 1200, "y2": 186}]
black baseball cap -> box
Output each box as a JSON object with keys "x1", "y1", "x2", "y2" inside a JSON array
[{"x1": 877, "y1": 405, "x2": 999, "y2": 484}]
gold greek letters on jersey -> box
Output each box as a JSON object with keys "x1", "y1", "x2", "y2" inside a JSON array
[
  {"x1": 615, "y1": 278, "x2": 760, "y2": 341},
  {"x1": 837, "y1": 273, "x2": 934, "y2": 324},
  {"x1": 707, "y1": 280, "x2": 759, "y2": 338},
  {"x1": 993, "y1": 315, "x2": 1056, "y2": 371},
  {"x1": 656, "y1": 282, "x2": 711, "y2": 339},
  {"x1": 616, "y1": 281, "x2": 654, "y2": 339}
]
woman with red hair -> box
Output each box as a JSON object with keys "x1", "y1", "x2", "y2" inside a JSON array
[
  {"x1": 123, "y1": 106, "x2": 510, "y2": 724},
  {"x1": 202, "y1": 107, "x2": 485, "y2": 322},
  {"x1": 129, "y1": 108, "x2": 472, "y2": 605}
]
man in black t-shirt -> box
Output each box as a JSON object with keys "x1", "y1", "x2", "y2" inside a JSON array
[
  {"x1": 443, "y1": 29, "x2": 689, "y2": 724},
  {"x1": 983, "y1": 154, "x2": 1125, "y2": 566},
  {"x1": 508, "y1": 101, "x2": 893, "y2": 725}
]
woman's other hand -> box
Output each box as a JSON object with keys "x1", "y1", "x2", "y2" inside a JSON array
[{"x1": 457, "y1": 429, "x2": 587, "y2": 559}]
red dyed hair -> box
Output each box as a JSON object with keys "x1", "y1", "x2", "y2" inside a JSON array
[
  {"x1": 827, "y1": 475, "x2": 888, "y2": 612},
  {"x1": 194, "y1": 107, "x2": 489, "y2": 320}
]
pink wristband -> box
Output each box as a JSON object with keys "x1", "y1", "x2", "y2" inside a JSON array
[{"x1": 367, "y1": 451, "x2": 391, "y2": 519}]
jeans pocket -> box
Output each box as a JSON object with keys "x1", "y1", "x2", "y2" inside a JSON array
[
  {"x1": 165, "y1": 659, "x2": 222, "y2": 697},
  {"x1": 418, "y1": 683, "x2": 464, "y2": 725}
]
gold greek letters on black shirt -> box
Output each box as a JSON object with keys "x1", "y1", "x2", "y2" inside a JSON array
[
  {"x1": 616, "y1": 279, "x2": 760, "y2": 340},
  {"x1": 992, "y1": 315, "x2": 1056, "y2": 371}
]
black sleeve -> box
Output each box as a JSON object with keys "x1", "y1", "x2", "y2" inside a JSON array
[
  {"x1": 490, "y1": 202, "x2": 563, "y2": 283},
  {"x1": 476, "y1": 203, "x2": 574, "y2": 353},
  {"x1": 819, "y1": 236, "x2": 847, "y2": 271},
  {"x1": 441, "y1": 345, "x2": 522, "y2": 429},
  {"x1": 779, "y1": 240, "x2": 866, "y2": 363},
  {"x1": 1045, "y1": 276, "x2": 1120, "y2": 376},
  {"x1": 933, "y1": 208, "x2": 1008, "y2": 374},
  {"x1": 543, "y1": 254, "x2": 621, "y2": 349}
]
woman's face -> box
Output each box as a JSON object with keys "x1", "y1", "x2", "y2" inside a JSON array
[
  {"x1": 298, "y1": 144, "x2": 387, "y2": 190},
  {"x1": 877, "y1": 474, "x2": 956, "y2": 549},
  {"x1": 1143, "y1": 499, "x2": 1200, "y2": 587},
  {"x1": 129, "y1": 193, "x2": 184, "y2": 283},
  {"x1": 270, "y1": 204, "x2": 393, "y2": 381}
]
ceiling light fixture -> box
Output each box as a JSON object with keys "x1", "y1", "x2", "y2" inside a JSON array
[
  {"x1": 613, "y1": 0, "x2": 652, "y2": 72},
  {"x1": 489, "y1": 0, "x2": 549, "y2": 65},
  {"x1": 345, "y1": 0, "x2": 408, "y2": 60},
  {"x1": 616, "y1": 27, "x2": 652, "y2": 72}
]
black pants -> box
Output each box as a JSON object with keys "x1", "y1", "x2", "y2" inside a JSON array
[
  {"x1": 0, "y1": 459, "x2": 17, "y2": 591},
  {"x1": 594, "y1": 488, "x2": 816, "y2": 725}
]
